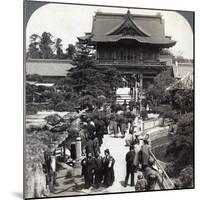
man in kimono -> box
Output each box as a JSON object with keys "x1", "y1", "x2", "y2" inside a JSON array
[
  {"x1": 94, "y1": 152, "x2": 103, "y2": 188},
  {"x1": 124, "y1": 145, "x2": 136, "y2": 187},
  {"x1": 81, "y1": 153, "x2": 95, "y2": 189},
  {"x1": 103, "y1": 149, "x2": 115, "y2": 187}
]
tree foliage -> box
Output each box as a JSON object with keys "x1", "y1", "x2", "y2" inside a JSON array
[
  {"x1": 146, "y1": 69, "x2": 175, "y2": 106},
  {"x1": 172, "y1": 88, "x2": 193, "y2": 114},
  {"x1": 179, "y1": 166, "x2": 194, "y2": 188},
  {"x1": 27, "y1": 32, "x2": 76, "y2": 59},
  {"x1": 66, "y1": 44, "x2": 76, "y2": 59},
  {"x1": 27, "y1": 34, "x2": 41, "y2": 59},
  {"x1": 54, "y1": 38, "x2": 64, "y2": 59},
  {"x1": 56, "y1": 42, "x2": 122, "y2": 110},
  {"x1": 165, "y1": 112, "x2": 194, "y2": 174},
  {"x1": 39, "y1": 32, "x2": 55, "y2": 59}
]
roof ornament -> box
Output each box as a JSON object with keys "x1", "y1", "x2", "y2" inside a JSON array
[{"x1": 127, "y1": 9, "x2": 131, "y2": 16}]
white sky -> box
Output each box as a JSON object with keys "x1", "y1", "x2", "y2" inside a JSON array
[{"x1": 26, "y1": 3, "x2": 193, "y2": 59}]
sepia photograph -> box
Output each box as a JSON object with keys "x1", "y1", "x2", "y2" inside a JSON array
[{"x1": 24, "y1": 1, "x2": 194, "y2": 199}]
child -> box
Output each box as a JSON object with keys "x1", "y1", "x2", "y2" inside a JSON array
[{"x1": 135, "y1": 174, "x2": 147, "y2": 191}]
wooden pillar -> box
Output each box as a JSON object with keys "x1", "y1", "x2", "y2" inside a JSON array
[
  {"x1": 63, "y1": 140, "x2": 66, "y2": 162},
  {"x1": 49, "y1": 152, "x2": 56, "y2": 192},
  {"x1": 140, "y1": 73, "x2": 143, "y2": 90},
  {"x1": 140, "y1": 47, "x2": 143, "y2": 63},
  {"x1": 135, "y1": 75, "x2": 138, "y2": 102}
]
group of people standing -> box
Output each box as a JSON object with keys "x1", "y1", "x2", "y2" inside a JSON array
[
  {"x1": 108, "y1": 103, "x2": 142, "y2": 138},
  {"x1": 81, "y1": 149, "x2": 115, "y2": 189},
  {"x1": 81, "y1": 113, "x2": 115, "y2": 190}
]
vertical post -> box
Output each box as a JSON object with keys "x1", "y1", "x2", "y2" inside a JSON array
[
  {"x1": 140, "y1": 73, "x2": 143, "y2": 91},
  {"x1": 135, "y1": 74, "x2": 138, "y2": 102},
  {"x1": 50, "y1": 153, "x2": 56, "y2": 192},
  {"x1": 63, "y1": 140, "x2": 66, "y2": 162},
  {"x1": 75, "y1": 137, "x2": 82, "y2": 160},
  {"x1": 140, "y1": 47, "x2": 143, "y2": 64},
  {"x1": 140, "y1": 73, "x2": 143, "y2": 112},
  {"x1": 135, "y1": 88, "x2": 138, "y2": 103},
  {"x1": 141, "y1": 120, "x2": 144, "y2": 132}
]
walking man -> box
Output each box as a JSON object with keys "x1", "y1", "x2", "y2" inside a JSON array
[{"x1": 124, "y1": 145, "x2": 136, "y2": 187}]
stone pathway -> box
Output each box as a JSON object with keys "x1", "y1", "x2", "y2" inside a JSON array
[
  {"x1": 50, "y1": 133, "x2": 141, "y2": 197},
  {"x1": 49, "y1": 125, "x2": 166, "y2": 197}
]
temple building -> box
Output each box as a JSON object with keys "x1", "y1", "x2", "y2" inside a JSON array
[{"x1": 78, "y1": 10, "x2": 176, "y2": 103}]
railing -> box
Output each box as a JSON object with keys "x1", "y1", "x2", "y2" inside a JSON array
[
  {"x1": 150, "y1": 150, "x2": 175, "y2": 190},
  {"x1": 139, "y1": 119, "x2": 174, "y2": 190},
  {"x1": 96, "y1": 59, "x2": 164, "y2": 65},
  {"x1": 142, "y1": 118, "x2": 163, "y2": 130}
]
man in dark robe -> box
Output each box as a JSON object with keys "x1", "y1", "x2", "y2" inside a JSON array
[
  {"x1": 93, "y1": 136, "x2": 100, "y2": 155},
  {"x1": 94, "y1": 152, "x2": 103, "y2": 188},
  {"x1": 94, "y1": 117, "x2": 104, "y2": 146},
  {"x1": 124, "y1": 145, "x2": 136, "y2": 187},
  {"x1": 103, "y1": 149, "x2": 115, "y2": 187},
  {"x1": 120, "y1": 116, "x2": 127, "y2": 138},
  {"x1": 86, "y1": 118, "x2": 96, "y2": 139},
  {"x1": 81, "y1": 153, "x2": 95, "y2": 189},
  {"x1": 85, "y1": 136, "x2": 94, "y2": 156}
]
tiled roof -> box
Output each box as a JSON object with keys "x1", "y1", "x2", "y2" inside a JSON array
[
  {"x1": 26, "y1": 59, "x2": 74, "y2": 77},
  {"x1": 80, "y1": 11, "x2": 176, "y2": 47},
  {"x1": 91, "y1": 34, "x2": 175, "y2": 46}
]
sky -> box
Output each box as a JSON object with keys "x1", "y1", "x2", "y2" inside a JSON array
[{"x1": 26, "y1": 3, "x2": 193, "y2": 59}]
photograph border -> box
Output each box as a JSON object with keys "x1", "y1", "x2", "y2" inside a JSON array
[{"x1": 23, "y1": 1, "x2": 195, "y2": 199}]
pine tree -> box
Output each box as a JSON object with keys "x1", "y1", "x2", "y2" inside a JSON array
[{"x1": 57, "y1": 42, "x2": 122, "y2": 109}]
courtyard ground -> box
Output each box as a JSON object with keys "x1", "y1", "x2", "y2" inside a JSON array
[{"x1": 49, "y1": 129, "x2": 161, "y2": 197}]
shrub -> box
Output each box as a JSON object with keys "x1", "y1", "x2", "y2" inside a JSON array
[
  {"x1": 179, "y1": 166, "x2": 194, "y2": 188},
  {"x1": 165, "y1": 112, "x2": 194, "y2": 175},
  {"x1": 55, "y1": 101, "x2": 75, "y2": 112},
  {"x1": 26, "y1": 104, "x2": 38, "y2": 115}
]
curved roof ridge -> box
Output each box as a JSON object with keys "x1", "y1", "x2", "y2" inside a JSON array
[{"x1": 106, "y1": 11, "x2": 151, "y2": 37}]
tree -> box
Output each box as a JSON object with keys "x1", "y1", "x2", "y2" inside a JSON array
[
  {"x1": 172, "y1": 88, "x2": 193, "y2": 114},
  {"x1": 179, "y1": 166, "x2": 194, "y2": 188},
  {"x1": 27, "y1": 34, "x2": 41, "y2": 59},
  {"x1": 57, "y1": 42, "x2": 122, "y2": 110},
  {"x1": 27, "y1": 32, "x2": 55, "y2": 59},
  {"x1": 39, "y1": 32, "x2": 55, "y2": 59},
  {"x1": 165, "y1": 112, "x2": 194, "y2": 174},
  {"x1": 54, "y1": 38, "x2": 64, "y2": 59},
  {"x1": 66, "y1": 44, "x2": 76, "y2": 59},
  {"x1": 146, "y1": 69, "x2": 175, "y2": 106}
]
